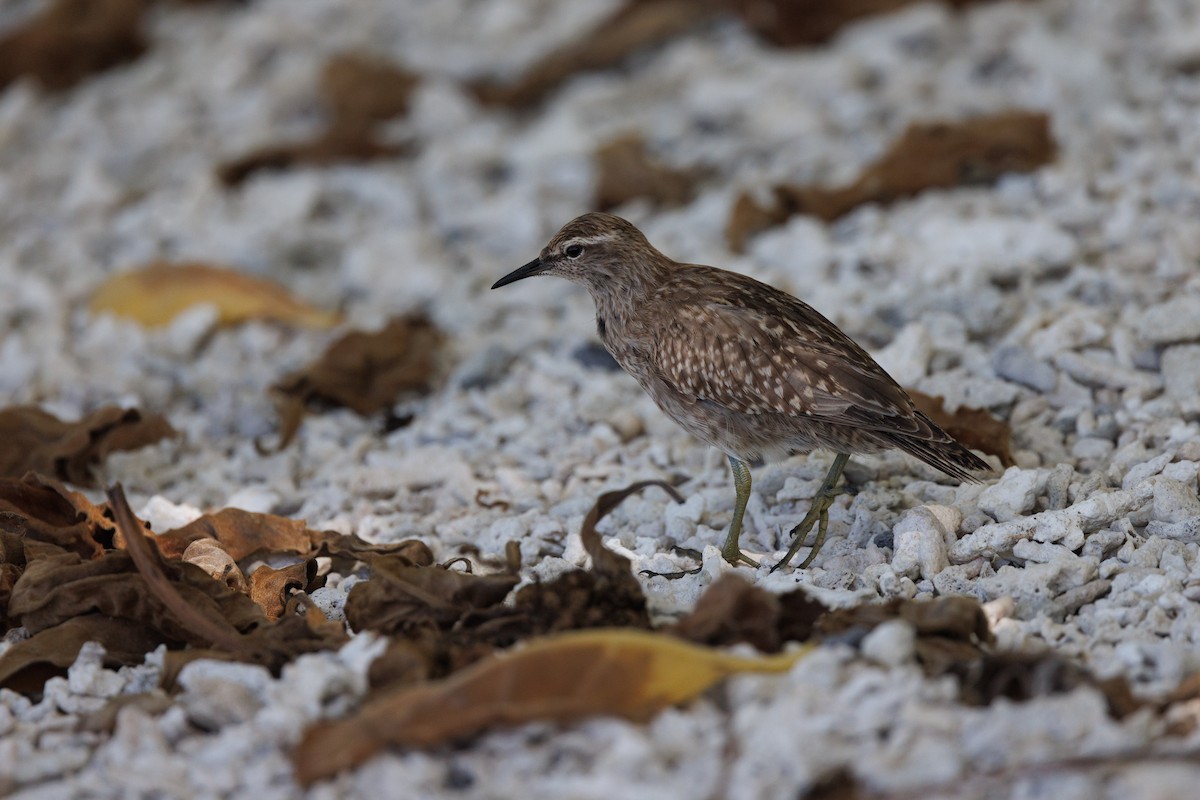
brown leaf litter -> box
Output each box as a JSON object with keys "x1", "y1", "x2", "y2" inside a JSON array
[
  {"x1": 0, "y1": 470, "x2": 1168, "y2": 784},
  {"x1": 0, "y1": 476, "x2": 393, "y2": 692},
  {"x1": 734, "y1": 0, "x2": 1017, "y2": 48},
  {"x1": 0, "y1": 405, "x2": 176, "y2": 488},
  {"x1": 291, "y1": 479, "x2": 1161, "y2": 785},
  {"x1": 726, "y1": 111, "x2": 1056, "y2": 251},
  {"x1": 90, "y1": 261, "x2": 342, "y2": 329},
  {"x1": 268, "y1": 313, "x2": 444, "y2": 450},
  {"x1": 467, "y1": 0, "x2": 1016, "y2": 110},
  {"x1": 217, "y1": 53, "x2": 419, "y2": 186},
  {"x1": 0, "y1": 0, "x2": 242, "y2": 94},
  {"x1": 0, "y1": 0, "x2": 147, "y2": 92},
  {"x1": 469, "y1": 0, "x2": 725, "y2": 109},
  {"x1": 593, "y1": 134, "x2": 701, "y2": 211}
]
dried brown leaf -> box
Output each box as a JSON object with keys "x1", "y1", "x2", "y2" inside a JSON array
[
  {"x1": 293, "y1": 628, "x2": 807, "y2": 784},
  {"x1": 155, "y1": 508, "x2": 316, "y2": 561},
  {"x1": 0, "y1": 473, "x2": 116, "y2": 560},
  {"x1": 91, "y1": 261, "x2": 341, "y2": 329},
  {"x1": 469, "y1": 0, "x2": 723, "y2": 108},
  {"x1": 0, "y1": 405, "x2": 175, "y2": 488},
  {"x1": 0, "y1": 0, "x2": 148, "y2": 92},
  {"x1": 344, "y1": 560, "x2": 519, "y2": 636},
  {"x1": 0, "y1": 614, "x2": 160, "y2": 695},
  {"x1": 248, "y1": 561, "x2": 319, "y2": 620},
  {"x1": 805, "y1": 594, "x2": 1119, "y2": 715},
  {"x1": 320, "y1": 53, "x2": 420, "y2": 123},
  {"x1": 733, "y1": 0, "x2": 1009, "y2": 47},
  {"x1": 217, "y1": 52, "x2": 417, "y2": 186},
  {"x1": 308, "y1": 530, "x2": 434, "y2": 573},
  {"x1": 909, "y1": 390, "x2": 1015, "y2": 468},
  {"x1": 215, "y1": 122, "x2": 411, "y2": 187},
  {"x1": 181, "y1": 538, "x2": 247, "y2": 593},
  {"x1": 670, "y1": 573, "x2": 828, "y2": 653},
  {"x1": 594, "y1": 134, "x2": 699, "y2": 211},
  {"x1": 268, "y1": 314, "x2": 443, "y2": 449},
  {"x1": 726, "y1": 111, "x2": 1055, "y2": 250}
]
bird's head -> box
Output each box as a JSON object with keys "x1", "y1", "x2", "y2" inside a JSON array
[{"x1": 491, "y1": 212, "x2": 667, "y2": 294}]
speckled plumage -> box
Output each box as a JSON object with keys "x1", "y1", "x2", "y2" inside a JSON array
[{"x1": 493, "y1": 212, "x2": 990, "y2": 568}]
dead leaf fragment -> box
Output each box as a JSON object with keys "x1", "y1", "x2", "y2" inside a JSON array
[
  {"x1": 0, "y1": 405, "x2": 175, "y2": 488},
  {"x1": 320, "y1": 53, "x2": 420, "y2": 123},
  {"x1": 215, "y1": 123, "x2": 411, "y2": 187},
  {"x1": 470, "y1": 0, "x2": 723, "y2": 108},
  {"x1": 0, "y1": 614, "x2": 160, "y2": 695},
  {"x1": 180, "y1": 538, "x2": 247, "y2": 592},
  {"x1": 671, "y1": 573, "x2": 827, "y2": 653},
  {"x1": 733, "y1": 0, "x2": 1009, "y2": 47},
  {"x1": 249, "y1": 561, "x2": 319, "y2": 620},
  {"x1": 155, "y1": 508, "x2": 316, "y2": 561},
  {"x1": 217, "y1": 52, "x2": 418, "y2": 186},
  {"x1": 909, "y1": 390, "x2": 1015, "y2": 468},
  {"x1": 0, "y1": 0, "x2": 147, "y2": 92},
  {"x1": 91, "y1": 261, "x2": 341, "y2": 329},
  {"x1": 293, "y1": 628, "x2": 809, "y2": 784},
  {"x1": 726, "y1": 111, "x2": 1055, "y2": 250},
  {"x1": 269, "y1": 314, "x2": 443, "y2": 449},
  {"x1": 345, "y1": 560, "x2": 520, "y2": 637},
  {"x1": 0, "y1": 473, "x2": 117, "y2": 562},
  {"x1": 594, "y1": 134, "x2": 700, "y2": 211}
]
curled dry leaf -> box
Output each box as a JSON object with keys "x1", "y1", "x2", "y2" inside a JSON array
[
  {"x1": 0, "y1": 615, "x2": 159, "y2": 696},
  {"x1": 345, "y1": 480, "x2": 679, "y2": 694},
  {"x1": 268, "y1": 314, "x2": 443, "y2": 450},
  {"x1": 0, "y1": 473, "x2": 117, "y2": 562},
  {"x1": 248, "y1": 561, "x2": 321, "y2": 621},
  {"x1": 181, "y1": 538, "x2": 247, "y2": 593},
  {"x1": 733, "y1": 0, "x2": 1008, "y2": 48},
  {"x1": 320, "y1": 53, "x2": 420, "y2": 124},
  {"x1": 293, "y1": 628, "x2": 810, "y2": 784},
  {"x1": 345, "y1": 559, "x2": 519, "y2": 637},
  {"x1": 91, "y1": 261, "x2": 341, "y2": 329},
  {"x1": 0, "y1": 478, "x2": 359, "y2": 695},
  {"x1": 0, "y1": 0, "x2": 147, "y2": 92},
  {"x1": 507, "y1": 479, "x2": 682, "y2": 633},
  {"x1": 670, "y1": 573, "x2": 827, "y2": 653},
  {"x1": 469, "y1": 0, "x2": 723, "y2": 108},
  {"x1": 726, "y1": 111, "x2": 1055, "y2": 250},
  {"x1": 217, "y1": 52, "x2": 418, "y2": 186},
  {"x1": 594, "y1": 134, "x2": 700, "y2": 211},
  {"x1": 0, "y1": 405, "x2": 176, "y2": 488},
  {"x1": 215, "y1": 123, "x2": 411, "y2": 187},
  {"x1": 155, "y1": 508, "x2": 317, "y2": 561},
  {"x1": 908, "y1": 390, "x2": 1016, "y2": 469},
  {"x1": 805, "y1": 594, "x2": 1133, "y2": 711}
]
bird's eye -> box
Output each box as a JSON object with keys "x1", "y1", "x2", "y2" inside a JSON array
[{"x1": 564, "y1": 244, "x2": 584, "y2": 259}]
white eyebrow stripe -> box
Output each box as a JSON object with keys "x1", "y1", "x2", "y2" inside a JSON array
[{"x1": 563, "y1": 233, "x2": 618, "y2": 247}]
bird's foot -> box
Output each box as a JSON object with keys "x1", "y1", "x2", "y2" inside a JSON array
[
  {"x1": 721, "y1": 541, "x2": 760, "y2": 568},
  {"x1": 771, "y1": 493, "x2": 834, "y2": 572}
]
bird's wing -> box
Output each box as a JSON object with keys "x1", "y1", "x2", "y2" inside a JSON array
[{"x1": 650, "y1": 298, "x2": 928, "y2": 437}]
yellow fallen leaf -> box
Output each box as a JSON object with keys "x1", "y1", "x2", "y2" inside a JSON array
[
  {"x1": 294, "y1": 628, "x2": 810, "y2": 784},
  {"x1": 90, "y1": 262, "x2": 341, "y2": 328}
]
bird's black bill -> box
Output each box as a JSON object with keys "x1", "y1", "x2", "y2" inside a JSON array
[{"x1": 491, "y1": 258, "x2": 546, "y2": 289}]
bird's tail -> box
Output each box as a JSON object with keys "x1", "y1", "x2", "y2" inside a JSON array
[{"x1": 885, "y1": 411, "x2": 994, "y2": 483}]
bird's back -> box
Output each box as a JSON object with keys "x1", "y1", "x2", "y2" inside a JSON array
[{"x1": 630, "y1": 264, "x2": 989, "y2": 479}]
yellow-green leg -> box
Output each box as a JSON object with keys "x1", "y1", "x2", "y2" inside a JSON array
[
  {"x1": 721, "y1": 456, "x2": 758, "y2": 567},
  {"x1": 772, "y1": 452, "x2": 850, "y2": 572}
]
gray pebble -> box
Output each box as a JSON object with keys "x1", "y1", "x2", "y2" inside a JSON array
[
  {"x1": 1152, "y1": 477, "x2": 1200, "y2": 522},
  {"x1": 993, "y1": 344, "x2": 1058, "y2": 393},
  {"x1": 1161, "y1": 344, "x2": 1200, "y2": 417},
  {"x1": 1136, "y1": 296, "x2": 1200, "y2": 345}
]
